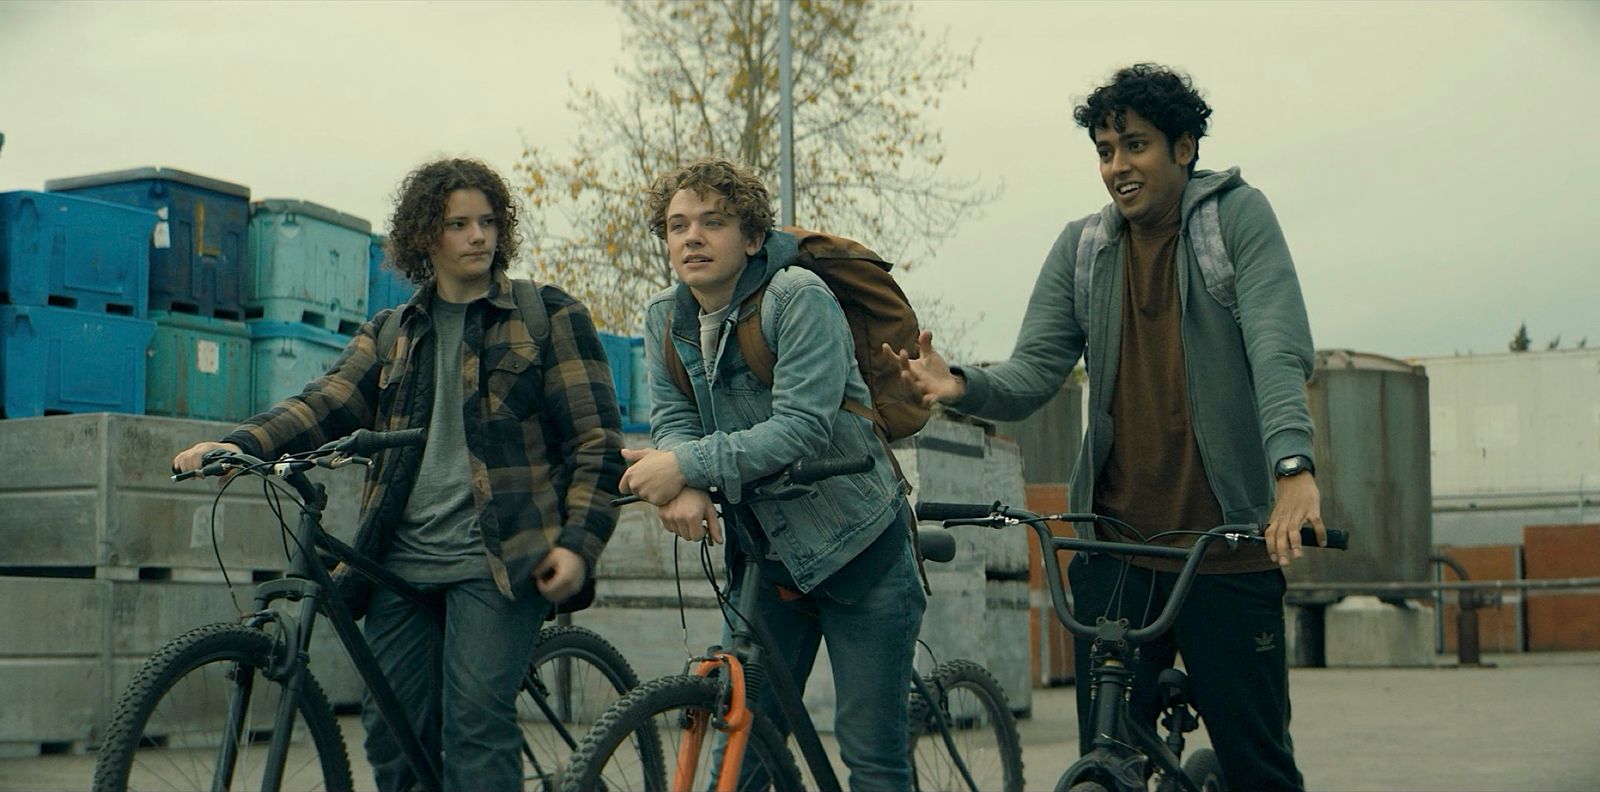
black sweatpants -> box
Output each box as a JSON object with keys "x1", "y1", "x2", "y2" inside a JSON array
[{"x1": 1069, "y1": 552, "x2": 1304, "y2": 791}]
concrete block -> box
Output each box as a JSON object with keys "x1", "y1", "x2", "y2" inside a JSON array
[
  {"x1": 984, "y1": 579, "x2": 1031, "y2": 714},
  {"x1": 594, "y1": 502, "x2": 729, "y2": 581},
  {"x1": 573, "y1": 577, "x2": 730, "y2": 683},
  {"x1": 0, "y1": 578, "x2": 106, "y2": 656},
  {"x1": 0, "y1": 414, "x2": 365, "y2": 571},
  {"x1": 0, "y1": 658, "x2": 101, "y2": 744},
  {"x1": 1324, "y1": 596, "x2": 1436, "y2": 667},
  {"x1": 917, "y1": 556, "x2": 987, "y2": 670}
]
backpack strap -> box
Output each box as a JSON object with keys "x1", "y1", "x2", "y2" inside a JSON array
[
  {"x1": 1073, "y1": 196, "x2": 1241, "y2": 331},
  {"x1": 662, "y1": 316, "x2": 695, "y2": 399},
  {"x1": 509, "y1": 278, "x2": 552, "y2": 348},
  {"x1": 1185, "y1": 197, "x2": 1239, "y2": 317},
  {"x1": 1072, "y1": 212, "x2": 1105, "y2": 334},
  {"x1": 734, "y1": 285, "x2": 774, "y2": 385},
  {"x1": 376, "y1": 306, "x2": 405, "y2": 368}
]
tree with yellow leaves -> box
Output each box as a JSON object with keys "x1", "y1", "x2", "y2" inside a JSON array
[{"x1": 514, "y1": 0, "x2": 997, "y2": 334}]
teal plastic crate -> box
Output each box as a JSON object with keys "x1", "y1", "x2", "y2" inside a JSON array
[
  {"x1": 598, "y1": 332, "x2": 632, "y2": 422},
  {"x1": 146, "y1": 312, "x2": 252, "y2": 421},
  {"x1": 1, "y1": 305, "x2": 155, "y2": 417},
  {"x1": 247, "y1": 200, "x2": 371, "y2": 336},
  {"x1": 249, "y1": 321, "x2": 351, "y2": 413},
  {"x1": 627, "y1": 337, "x2": 649, "y2": 433}
]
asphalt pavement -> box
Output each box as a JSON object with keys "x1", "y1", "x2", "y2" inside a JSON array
[{"x1": 3, "y1": 652, "x2": 1595, "y2": 791}]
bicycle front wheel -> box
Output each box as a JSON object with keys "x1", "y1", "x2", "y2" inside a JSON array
[
  {"x1": 92, "y1": 622, "x2": 352, "y2": 792},
  {"x1": 908, "y1": 659, "x2": 1024, "y2": 792},
  {"x1": 519, "y1": 624, "x2": 662, "y2": 790},
  {"x1": 558, "y1": 674, "x2": 803, "y2": 792}
]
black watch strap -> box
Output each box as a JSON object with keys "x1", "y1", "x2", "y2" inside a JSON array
[{"x1": 1275, "y1": 454, "x2": 1314, "y2": 479}]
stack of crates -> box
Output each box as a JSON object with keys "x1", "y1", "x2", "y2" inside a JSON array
[
  {"x1": 367, "y1": 233, "x2": 416, "y2": 317},
  {"x1": 246, "y1": 200, "x2": 372, "y2": 412},
  {"x1": 45, "y1": 168, "x2": 254, "y2": 422},
  {"x1": 0, "y1": 190, "x2": 158, "y2": 418}
]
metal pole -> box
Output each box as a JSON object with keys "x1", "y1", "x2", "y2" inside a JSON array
[{"x1": 778, "y1": 0, "x2": 795, "y2": 226}]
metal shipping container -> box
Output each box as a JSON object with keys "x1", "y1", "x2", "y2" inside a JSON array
[{"x1": 1415, "y1": 348, "x2": 1600, "y2": 546}]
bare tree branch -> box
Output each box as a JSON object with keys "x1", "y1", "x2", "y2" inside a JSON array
[{"x1": 515, "y1": 0, "x2": 998, "y2": 337}]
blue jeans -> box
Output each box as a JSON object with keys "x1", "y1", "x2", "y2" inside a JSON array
[
  {"x1": 721, "y1": 523, "x2": 927, "y2": 791},
  {"x1": 359, "y1": 578, "x2": 549, "y2": 792}
]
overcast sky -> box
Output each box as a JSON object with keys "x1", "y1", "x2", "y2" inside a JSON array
[{"x1": 3, "y1": 0, "x2": 1596, "y2": 362}]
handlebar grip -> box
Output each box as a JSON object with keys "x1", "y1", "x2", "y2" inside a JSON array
[
  {"x1": 916, "y1": 501, "x2": 996, "y2": 522},
  {"x1": 612, "y1": 494, "x2": 642, "y2": 507},
  {"x1": 343, "y1": 428, "x2": 426, "y2": 456},
  {"x1": 1303, "y1": 525, "x2": 1349, "y2": 550},
  {"x1": 917, "y1": 528, "x2": 957, "y2": 563},
  {"x1": 789, "y1": 455, "x2": 873, "y2": 485}
]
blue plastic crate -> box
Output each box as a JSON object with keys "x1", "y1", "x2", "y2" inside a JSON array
[
  {"x1": 367, "y1": 233, "x2": 416, "y2": 317},
  {"x1": 46, "y1": 167, "x2": 250, "y2": 320},
  {"x1": 598, "y1": 332, "x2": 632, "y2": 425},
  {"x1": 626, "y1": 337, "x2": 649, "y2": 433},
  {"x1": 0, "y1": 191, "x2": 155, "y2": 317},
  {"x1": 0, "y1": 305, "x2": 155, "y2": 417},
  {"x1": 247, "y1": 200, "x2": 372, "y2": 335},
  {"x1": 146, "y1": 312, "x2": 252, "y2": 421},
  {"x1": 249, "y1": 321, "x2": 352, "y2": 413}
]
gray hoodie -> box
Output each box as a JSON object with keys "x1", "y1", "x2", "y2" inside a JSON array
[{"x1": 956, "y1": 168, "x2": 1316, "y2": 529}]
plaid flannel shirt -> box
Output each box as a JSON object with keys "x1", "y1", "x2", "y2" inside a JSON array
[{"x1": 223, "y1": 270, "x2": 624, "y2": 602}]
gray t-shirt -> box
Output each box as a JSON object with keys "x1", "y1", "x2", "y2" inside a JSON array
[
  {"x1": 385, "y1": 295, "x2": 489, "y2": 582},
  {"x1": 698, "y1": 303, "x2": 734, "y2": 383}
]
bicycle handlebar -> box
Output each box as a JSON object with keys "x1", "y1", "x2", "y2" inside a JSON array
[
  {"x1": 788, "y1": 455, "x2": 874, "y2": 484},
  {"x1": 172, "y1": 428, "x2": 428, "y2": 483},
  {"x1": 917, "y1": 501, "x2": 1348, "y2": 644},
  {"x1": 916, "y1": 501, "x2": 1349, "y2": 550}
]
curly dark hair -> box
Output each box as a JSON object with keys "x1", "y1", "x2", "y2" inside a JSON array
[
  {"x1": 1073, "y1": 64, "x2": 1213, "y2": 175},
  {"x1": 385, "y1": 158, "x2": 522, "y2": 284},
  {"x1": 645, "y1": 158, "x2": 774, "y2": 243}
]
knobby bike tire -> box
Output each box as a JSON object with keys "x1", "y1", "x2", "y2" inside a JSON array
[
  {"x1": 557, "y1": 674, "x2": 803, "y2": 792},
  {"x1": 908, "y1": 658, "x2": 1025, "y2": 792},
  {"x1": 521, "y1": 624, "x2": 663, "y2": 791},
  {"x1": 92, "y1": 622, "x2": 352, "y2": 792}
]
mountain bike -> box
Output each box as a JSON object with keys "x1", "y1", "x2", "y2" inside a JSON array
[
  {"x1": 918, "y1": 501, "x2": 1348, "y2": 792},
  {"x1": 91, "y1": 427, "x2": 662, "y2": 792},
  {"x1": 558, "y1": 457, "x2": 1025, "y2": 792}
]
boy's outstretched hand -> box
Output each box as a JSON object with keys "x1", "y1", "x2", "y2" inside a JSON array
[{"x1": 882, "y1": 329, "x2": 965, "y2": 407}]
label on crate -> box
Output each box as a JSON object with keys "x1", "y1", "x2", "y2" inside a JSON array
[
  {"x1": 154, "y1": 206, "x2": 172, "y2": 249},
  {"x1": 196, "y1": 339, "x2": 220, "y2": 374}
]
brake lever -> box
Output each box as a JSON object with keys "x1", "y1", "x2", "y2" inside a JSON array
[
  {"x1": 759, "y1": 476, "x2": 816, "y2": 502},
  {"x1": 314, "y1": 453, "x2": 372, "y2": 470}
]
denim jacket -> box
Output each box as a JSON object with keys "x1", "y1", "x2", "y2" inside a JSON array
[{"x1": 642, "y1": 230, "x2": 902, "y2": 593}]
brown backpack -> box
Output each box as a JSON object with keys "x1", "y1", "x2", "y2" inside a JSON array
[{"x1": 663, "y1": 226, "x2": 930, "y2": 444}]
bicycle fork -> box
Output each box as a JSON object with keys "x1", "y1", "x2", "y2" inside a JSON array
[
  {"x1": 677, "y1": 652, "x2": 753, "y2": 792},
  {"x1": 249, "y1": 587, "x2": 322, "y2": 792}
]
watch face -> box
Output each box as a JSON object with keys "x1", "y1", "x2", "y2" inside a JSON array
[{"x1": 1278, "y1": 456, "x2": 1306, "y2": 477}]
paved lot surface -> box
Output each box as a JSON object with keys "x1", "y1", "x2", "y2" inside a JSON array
[{"x1": 4, "y1": 652, "x2": 1596, "y2": 791}]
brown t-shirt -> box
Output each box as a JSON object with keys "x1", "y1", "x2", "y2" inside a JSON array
[{"x1": 1093, "y1": 213, "x2": 1274, "y2": 574}]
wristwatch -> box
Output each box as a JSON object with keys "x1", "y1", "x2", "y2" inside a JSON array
[{"x1": 1274, "y1": 454, "x2": 1314, "y2": 479}]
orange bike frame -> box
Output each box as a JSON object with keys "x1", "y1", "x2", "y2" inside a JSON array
[{"x1": 674, "y1": 651, "x2": 753, "y2": 792}]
